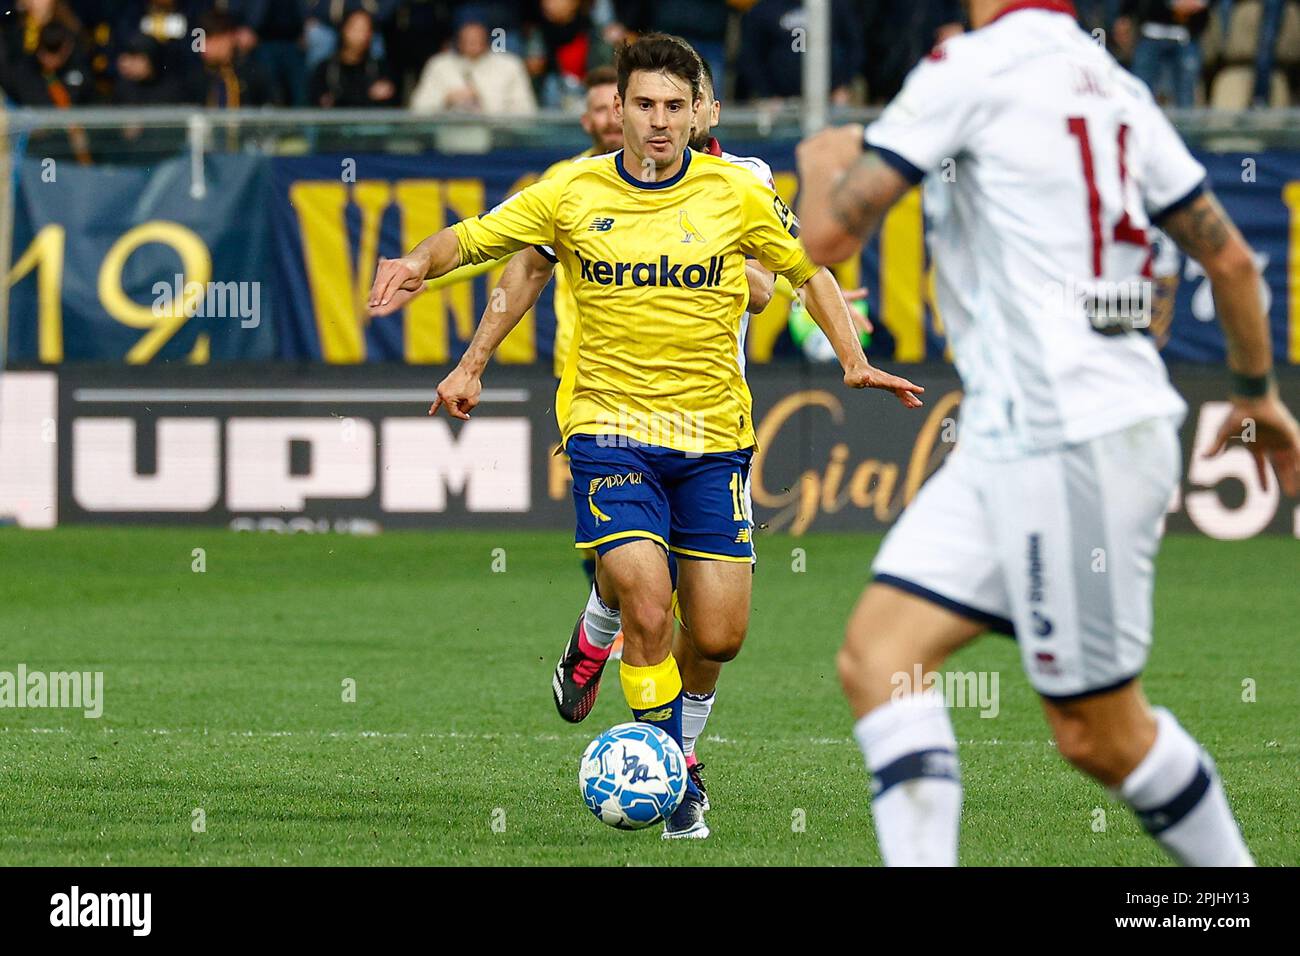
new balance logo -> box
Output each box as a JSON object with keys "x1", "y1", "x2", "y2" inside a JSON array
[
  {"x1": 576, "y1": 252, "x2": 724, "y2": 289},
  {"x1": 734, "y1": 528, "x2": 751, "y2": 543},
  {"x1": 588, "y1": 217, "x2": 615, "y2": 232},
  {"x1": 639, "y1": 707, "x2": 673, "y2": 722}
]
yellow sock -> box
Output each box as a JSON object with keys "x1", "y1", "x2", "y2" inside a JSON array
[{"x1": 620, "y1": 654, "x2": 682, "y2": 711}]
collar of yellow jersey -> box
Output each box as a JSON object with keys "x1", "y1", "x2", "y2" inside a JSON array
[{"x1": 614, "y1": 148, "x2": 692, "y2": 190}]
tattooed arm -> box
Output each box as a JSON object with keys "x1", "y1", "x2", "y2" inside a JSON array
[
  {"x1": 1159, "y1": 190, "x2": 1300, "y2": 493},
  {"x1": 795, "y1": 124, "x2": 912, "y2": 265},
  {"x1": 1159, "y1": 191, "x2": 1271, "y2": 377}
]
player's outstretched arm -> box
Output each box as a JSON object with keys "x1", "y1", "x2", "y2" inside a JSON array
[
  {"x1": 800, "y1": 267, "x2": 923, "y2": 408},
  {"x1": 1160, "y1": 191, "x2": 1300, "y2": 494},
  {"x1": 430, "y1": 246, "x2": 556, "y2": 421},
  {"x1": 796, "y1": 124, "x2": 912, "y2": 266},
  {"x1": 367, "y1": 228, "x2": 462, "y2": 313}
]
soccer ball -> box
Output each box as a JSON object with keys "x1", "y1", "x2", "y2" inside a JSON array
[{"x1": 578, "y1": 722, "x2": 687, "y2": 830}]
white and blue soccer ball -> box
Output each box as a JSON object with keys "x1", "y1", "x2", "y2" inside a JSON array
[{"x1": 579, "y1": 722, "x2": 687, "y2": 830}]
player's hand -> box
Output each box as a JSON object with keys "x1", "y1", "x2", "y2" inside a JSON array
[
  {"x1": 1205, "y1": 391, "x2": 1300, "y2": 495},
  {"x1": 368, "y1": 255, "x2": 429, "y2": 312},
  {"x1": 368, "y1": 281, "x2": 427, "y2": 318},
  {"x1": 844, "y1": 360, "x2": 925, "y2": 409},
  {"x1": 430, "y1": 366, "x2": 482, "y2": 420},
  {"x1": 795, "y1": 123, "x2": 865, "y2": 181}
]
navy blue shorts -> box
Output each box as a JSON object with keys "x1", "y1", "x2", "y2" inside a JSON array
[{"x1": 567, "y1": 435, "x2": 754, "y2": 563}]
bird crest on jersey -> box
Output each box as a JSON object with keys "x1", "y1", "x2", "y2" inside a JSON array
[{"x1": 678, "y1": 209, "x2": 706, "y2": 242}]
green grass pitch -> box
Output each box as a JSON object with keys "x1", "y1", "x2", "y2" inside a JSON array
[{"x1": 0, "y1": 527, "x2": 1295, "y2": 866}]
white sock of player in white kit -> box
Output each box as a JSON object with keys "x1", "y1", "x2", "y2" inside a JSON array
[
  {"x1": 1115, "y1": 707, "x2": 1254, "y2": 866},
  {"x1": 853, "y1": 690, "x2": 962, "y2": 866},
  {"x1": 582, "y1": 586, "x2": 621, "y2": 651},
  {"x1": 682, "y1": 691, "x2": 715, "y2": 758}
]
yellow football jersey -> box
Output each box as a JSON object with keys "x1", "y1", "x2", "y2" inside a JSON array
[
  {"x1": 451, "y1": 149, "x2": 819, "y2": 453},
  {"x1": 540, "y1": 148, "x2": 597, "y2": 380}
]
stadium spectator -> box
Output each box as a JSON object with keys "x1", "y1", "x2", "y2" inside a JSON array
[
  {"x1": 858, "y1": 0, "x2": 962, "y2": 103},
  {"x1": 309, "y1": 7, "x2": 396, "y2": 107},
  {"x1": 1, "y1": 0, "x2": 87, "y2": 96},
  {"x1": 1249, "y1": 0, "x2": 1288, "y2": 106},
  {"x1": 618, "y1": 0, "x2": 731, "y2": 93},
  {"x1": 409, "y1": 4, "x2": 536, "y2": 114},
  {"x1": 1120, "y1": 0, "x2": 1211, "y2": 107},
  {"x1": 6, "y1": 22, "x2": 94, "y2": 160},
  {"x1": 226, "y1": 0, "x2": 309, "y2": 106},
  {"x1": 739, "y1": 0, "x2": 864, "y2": 104},
  {"x1": 114, "y1": 0, "x2": 208, "y2": 86},
  {"x1": 5, "y1": 21, "x2": 93, "y2": 105},
  {"x1": 526, "y1": 0, "x2": 612, "y2": 108},
  {"x1": 185, "y1": 10, "x2": 270, "y2": 106},
  {"x1": 111, "y1": 32, "x2": 185, "y2": 104},
  {"x1": 380, "y1": 0, "x2": 455, "y2": 102}
]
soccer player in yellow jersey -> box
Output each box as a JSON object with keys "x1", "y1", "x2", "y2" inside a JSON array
[{"x1": 369, "y1": 33, "x2": 925, "y2": 838}]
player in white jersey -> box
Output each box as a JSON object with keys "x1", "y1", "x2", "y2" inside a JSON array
[{"x1": 797, "y1": 0, "x2": 1300, "y2": 866}]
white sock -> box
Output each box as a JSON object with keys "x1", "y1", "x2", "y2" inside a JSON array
[
  {"x1": 582, "y1": 585, "x2": 621, "y2": 650},
  {"x1": 1116, "y1": 708, "x2": 1254, "y2": 866},
  {"x1": 853, "y1": 690, "x2": 961, "y2": 866},
  {"x1": 682, "y1": 691, "x2": 715, "y2": 757}
]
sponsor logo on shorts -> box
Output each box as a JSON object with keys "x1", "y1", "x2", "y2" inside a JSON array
[
  {"x1": 1034, "y1": 651, "x2": 1060, "y2": 676},
  {"x1": 589, "y1": 473, "x2": 643, "y2": 495},
  {"x1": 1026, "y1": 532, "x2": 1054, "y2": 637},
  {"x1": 734, "y1": 528, "x2": 751, "y2": 543},
  {"x1": 1027, "y1": 533, "x2": 1045, "y2": 603}
]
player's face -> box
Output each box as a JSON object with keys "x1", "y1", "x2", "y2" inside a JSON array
[
  {"x1": 619, "y1": 70, "x2": 697, "y2": 173},
  {"x1": 581, "y1": 83, "x2": 623, "y2": 153},
  {"x1": 688, "y1": 83, "x2": 720, "y2": 152}
]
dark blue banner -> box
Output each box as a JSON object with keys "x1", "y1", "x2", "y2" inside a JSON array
[
  {"x1": 7, "y1": 144, "x2": 1299, "y2": 367},
  {"x1": 8, "y1": 154, "x2": 277, "y2": 364}
]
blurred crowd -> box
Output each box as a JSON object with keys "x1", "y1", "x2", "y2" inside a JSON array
[{"x1": 0, "y1": 0, "x2": 1296, "y2": 115}]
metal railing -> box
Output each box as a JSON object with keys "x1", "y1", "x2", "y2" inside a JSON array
[{"x1": 5, "y1": 106, "x2": 1300, "y2": 166}]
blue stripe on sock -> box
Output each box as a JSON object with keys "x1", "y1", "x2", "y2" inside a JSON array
[
  {"x1": 1135, "y1": 763, "x2": 1212, "y2": 835},
  {"x1": 632, "y1": 694, "x2": 699, "y2": 796},
  {"x1": 871, "y1": 748, "x2": 960, "y2": 800}
]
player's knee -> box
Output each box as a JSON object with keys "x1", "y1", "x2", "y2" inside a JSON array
[
  {"x1": 835, "y1": 644, "x2": 860, "y2": 694},
  {"x1": 837, "y1": 634, "x2": 880, "y2": 696},
  {"x1": 1052, "y1": 719, "x2": 1124, "y2": 781},
  {"x1": 839, "y1": 617, "x2": 894, "y2": 685},
  {"x1": 620, "y1": 596, "x2": 671, "y2": 646},
  {"x1": 691, "y1": 622, "x2": 746, "y2": 663}
]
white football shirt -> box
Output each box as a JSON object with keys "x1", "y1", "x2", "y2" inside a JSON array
[
  {"x1": 718, "y1": 146, "x2": 776, "y2": 376},
  {"x1": 865, "y1": 2, "x2": 1202, "y2": 459}
]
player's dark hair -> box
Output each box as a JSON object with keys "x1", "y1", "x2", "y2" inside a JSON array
[
  {"x1": 699, "y1": 57, "x2": 714, "y2": 98},
  {"x1": 585, "y1": 64, "x2": 618, "y2": 91},
  {"x1": 614, "y1": 33, "x2": 702, "y2": 102}
]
